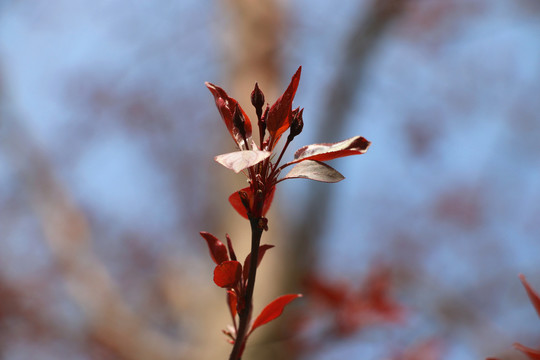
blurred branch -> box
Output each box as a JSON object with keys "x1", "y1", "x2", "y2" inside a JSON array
[
  {"x1": 4, "y1": 123, "x2": 185, "y2": 360},
  {"x1": 286, "y1": 0, "x2": 412, "y2": 287},
  {"x1": 222, "y1": 0, "x2": 283, "y2": 102}
]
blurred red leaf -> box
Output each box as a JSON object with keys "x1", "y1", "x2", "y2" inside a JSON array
[
  {"x1": 291, "y1": 136, "x2": 371, "y2": 164},
  {"x1": 205, "y1": 82, "x2": 252, "y2": 146},
  {"x1": 215, "y1": 150, "x2": 271, "y2": 173},
  {"x1": 519, "y1": 274, "x2": 540, "y2": 318},
  {"x1": 392, "y1": 338, "x2": 443, "y2": 360},
  {"x1": 434, "y1": 185, "x2": 483, "y2": 229},
  {"x1": 362, "y1": 267, "x2": 404, "y2": 321},
  {"x1": 243, "y1": 244, "x2": 275, "y2": 282},
  {"x1": 229, "y1": 186, "x2": 275, "y2": 219},
  {"x1": 282, "y1": 160, "x2": 344, "y2": 183},
  {"x1": 510, "y1": 274, "x2": 540, "y2": 359},
  {"x1": 249, "y1": 294, "x2": 302, "y2": 335},
  {"x1": 214, "y1": 261, "x2": 242, "y2": 289},
  {"x1": 514, "y1": 343, "x2": 540, "y2": 360},
  {"x1": 304, "y1": 275, "x2": 348, "y2": 307},
  {"x1": 200, "y1": 231, "x2": 229, "y2": 265},
  {"x1": 303, "y1": 266, "x2": 405, "y2": 337},
  {"x1": 266, "y1": 67, "x2": 301, "y2": 146}
]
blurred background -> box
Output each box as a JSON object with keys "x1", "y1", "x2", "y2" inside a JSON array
[{"x1": 1, "y1": 0, "x2": 540, "y2": 359}]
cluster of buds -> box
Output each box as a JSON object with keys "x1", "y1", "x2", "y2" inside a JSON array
[{"x1": 205, "y1": 66, "x2": 371, "y2": 223}]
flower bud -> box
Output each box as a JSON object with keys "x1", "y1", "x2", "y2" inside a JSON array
[
  {"x1": 251, "y1": 83, "x2": 265, "y2": 112},
  {"x1": 232, "y1": 103, "x2": 247, "y2": 140},
  {"x1": 238, "y1": 190, "x2": 251, "y2": 214},
  {"x1": 288, "y1": 107, "x2": 304, "y2": 141}
]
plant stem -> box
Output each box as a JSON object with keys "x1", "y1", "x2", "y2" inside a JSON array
[
  {"x1": 229, "y1": 217, "x2": 264, "y2": 360},
  {"x1": 268, "y1": 138, "x2": 291, "y2": 182}
]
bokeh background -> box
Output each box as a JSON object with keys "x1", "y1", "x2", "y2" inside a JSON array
[{"x1": 1, "y1": 0, "x2": 540, "y2": 359}]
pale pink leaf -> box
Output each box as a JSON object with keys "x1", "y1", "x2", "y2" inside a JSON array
[
  {"x1": 215, "y1": 150, "x2": 271, "y2": 173},
  {"x1": 291, "y1": 136, "x2": 371, "y2": 164},
  {"x1": 282, "y1": 160, "x2": 344, "y2": 183}
]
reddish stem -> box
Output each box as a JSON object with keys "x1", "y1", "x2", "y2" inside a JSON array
[
  {"x1": 228, "y1": 215, "x2": 264, "y2": 360},
  {"x1": 267, "y1": 138, "x2": 291, "y2": 182}
]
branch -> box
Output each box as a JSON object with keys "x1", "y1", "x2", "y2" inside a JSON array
[
  {"x1": 285, "y1": 0, "x2": 412, "y2": 298},
  {"x1": 5, "y1": 124, "x2": 185, "y2": 360}
]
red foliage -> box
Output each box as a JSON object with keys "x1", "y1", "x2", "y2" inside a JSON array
[
  {"x1": 205, "y1": 66, "x2": 370, "y2": 219},
  {"x1": 514, "y1": 343, "x2": 540, "y2": 360},
  {"x1": 228, "y1": 186, "x2": 275, "y2": 220},
  {"x1": 513, "y1": 275, "x2": 540, "y2": 359},
  {"x1": 266, "y1": 67, "x2": 301, "y2": 148},
  {"x1": 249, "y1": 294, "x2": 303, "y2": 335},
  {"x1": 205, "y1": 82, "x2": 253, "y2": 147},
  {"x1": 201, "y1": 67, "x2": 371, "y2": 358},
  {"x1": 200, "y1": 231, "x2": 229, "y2": 265},
  {"x1": 488, "y1": 275, "x2": 540, "y2": 360},
  {"x1": 301, "y1": 266, "x2": 405, "y2": 336},
  {"x1": 520, "y1": 274, "x2": 540, "y2": 318},
  {"x1": 214, "y1": 261, "x2": 242, "y2": 289}
]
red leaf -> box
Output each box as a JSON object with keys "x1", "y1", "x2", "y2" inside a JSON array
[
  {"x1": 200, "y1": 231, "x2": 229, "y2": 265},
  {"x1": 229, "y1": 186, "x2": 276, "y2": 219},
  {"x1": 520, "y1": 274, "x2": 540, "y2": 318},
  {"x1": 229, "y1": 188, "x2": 251, "y2": 219},
  {"x1": 266, "y1": 67, "x2": 301, "y2": 147},
  {"x1": 205, "y1": 82, "x2": 252, "y2": 146},
  {"x1": 249, "y1": 294, "x2": 302, "y2": 335},
  {"x1": 291, "y1": 136, "x2": 371, "y2": 164},
  {"x1": 215, "y1": 150, "x2": 271, "y2": 173},
  {"x1": 243, "y1": 244, "x2": 275, "y2": 282},
  {"x1": 514, "y1": 342, "x2": 540, "y2": 360},
  {"x1": 282, "y1": 160, "x2": 345, "y2": 183},
  {"x1": 214, "y1": 261, "x2": 242, "y2": 288}
]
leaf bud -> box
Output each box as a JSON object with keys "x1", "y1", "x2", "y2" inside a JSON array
[
  {"x1": 288, "y1": 107, "x2": 304, "y2": 141},
  {"x1": 251, "y1": 83, "x2": 265, "y2": 113},
  {"x1": 232, "y1": 103, "x2": 247, "y2": 140},
  {"x1": 258, "y1": 217, "x2": 269, "y2": 231}
]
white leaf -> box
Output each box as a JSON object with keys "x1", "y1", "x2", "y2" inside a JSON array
[
  {"x1": 282, "y1": 160, "x2": 344, "y2": 183},
  {"x1": 293, "y1": 136, "x2": 371, "y2": 162},
  {"x1": 215, "y1": 150, "x2": 271, "y2": 173}
]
